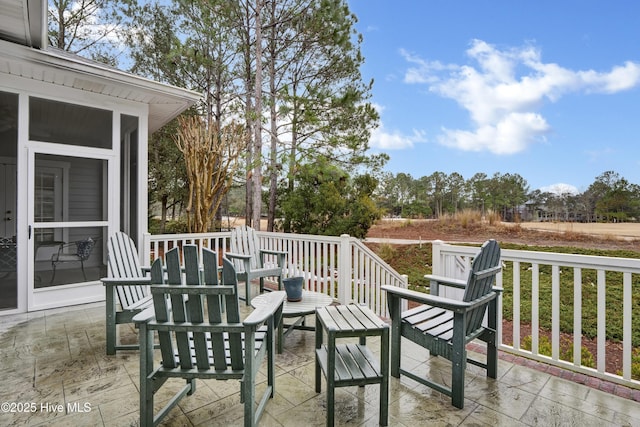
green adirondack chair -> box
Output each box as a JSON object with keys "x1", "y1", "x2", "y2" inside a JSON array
[
  {"x1": 226, "y1": 225, "x2": 286, "y2": 305},
  {"x1": 101, "y1": 231, "x2": 153, "y2": 354},
  {"x1": 381, "y1": 239, "x2": 502, "y2": 409},
  {"x1": 135, "y1": 245, "x2": 285, "y2": 427}
]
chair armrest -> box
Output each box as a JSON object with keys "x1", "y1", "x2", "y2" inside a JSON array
[
  {"x1": 244, "y1": 291, "x2": 285, "y2": 326},
  {"x1": 259, "y1": 249, "x2": 287, "y2": 257},
  {"x1": 423, "y1": 274, "x2": 467, "y2": 290},
  {"x1": 101, "y1": 277, "x2": 151, "y2": 286},
  {"x1": 383, "y1": 284, "x2": 499, "y2": 313},
  {"x1": 258, "y1": 249, "x2": 287, "y2": 266},
  {"x1": 132, "y1": 306, "x2": 155, "y2": 324},
  {"x1": 225, "y1": 252, "x2": 251, "y2": 261},
  {"x1": 382, "y1": 285, "x2": 471, "y2": 311}
]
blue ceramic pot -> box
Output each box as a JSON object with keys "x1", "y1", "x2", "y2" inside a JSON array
[{"x1": 283, "y1": 276, "x2": 304, "y2": 302}]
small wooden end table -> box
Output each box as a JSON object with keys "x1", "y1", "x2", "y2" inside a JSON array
[
  {"x1": 251, "y1": 289, "x2": 334, "y2": 353},
  {"x1": 315, "y1": 304, "x2": 389, "y2": 427}
]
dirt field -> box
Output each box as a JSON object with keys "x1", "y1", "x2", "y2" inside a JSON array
[
  {"x1": 367, "y1": 219, "x2": 640, "y2": 251},
  {"x1": 518, "y1": 221, "x2": 640, "y2": 238}
]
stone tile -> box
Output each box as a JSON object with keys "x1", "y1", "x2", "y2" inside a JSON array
[
  {"x1": 497, "y1": 362, "x2": 552, "y2": 395},
  {"x1": 63, "y1": 372, "x2": 137, "y2": 405},
  {"x1": 521, "y1": 394, "x2": 614, "y2": 426},
  {"x1": 185, "y1": 393, "x2": 245, "y2": 426},
  {"x1": 2, "y1": 301, "x2": 640, "y2": 426},
  {"x1": 463, "y1": 405, "x2": 528, "y2": 426},
  {"x1": 272, "y1": 371, "x2": 320, "y2": 407},
  {"x1": 387, "y1": 385, "x2": 475, "y2": 426},
  {"x1": 98, "y1": 390, "x2": 146, "y2": 423},
  {"x1": 468, "y1": 379, "x2": 538, "y2": 420}
]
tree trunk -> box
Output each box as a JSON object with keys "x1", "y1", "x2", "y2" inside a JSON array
[
  {"x1": 251, "y1": 0, "x2": 264, "y2": 230},
  {"x1": 266, "y1": 0, "x2": 277, "y2": 232}
]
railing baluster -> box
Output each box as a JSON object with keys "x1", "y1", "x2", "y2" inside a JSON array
[
  {"x1": 513, "y1": 261, "x2": 521, "y2": 349},
  {"x1": 597, "y1": 269, "x2": 606, "y2": 373},
  {"x1": 532, "y1": 263, "x2": 540, "y2": 355},
  {"x1": 552, "y1": 265, "x2": 560, "y2": 361},
  {"x1": 623, "y1": 271, "x2": 632, "y2": 380},
  {"x1": 573, "y1": 267, "x2": 582, "y2": 367}
]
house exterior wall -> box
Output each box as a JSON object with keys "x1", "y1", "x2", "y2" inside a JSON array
[{"x1": 0, "y1": 72, "x2": 149, "y2": 314}]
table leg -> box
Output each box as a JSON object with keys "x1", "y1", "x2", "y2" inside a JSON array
[
  {"x1": 277, "y1": 314, "x2": 284, "y2": 354},
  {"x1": 326, "y1": 332, "x2": 335, "y2": 427},
  {"x1": 315, "y1": 314, "x2": 322, "y2": 393}
]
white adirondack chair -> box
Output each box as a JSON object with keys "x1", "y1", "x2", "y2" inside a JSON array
[
  {"x1": 101, "y1": 231, "x2": 153, "y2": 354},
  {"x1": 226, "y1": 225, "x2": 286, "y2": 305}
]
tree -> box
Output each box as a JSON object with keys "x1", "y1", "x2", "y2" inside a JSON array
[
  {"x1": 172, "y1": 115, "x2": 245, "y2": 233},
  {"x1": 148, "y1": 119, "x2": 188, "y2": 231},
  {"x1": 468, "y1": 173, "x2": 489, "y2": 216},
  {"x1": 425, "y1": 171, "x2": 447, "y2": 218},
  {"x1": 446, "y1": 172, "x2": 466, "y2": 214},
  {"x1": 271, "y1": 0, "x2": 382, "y2": 231},
  {"x1": 279, "y1": 160, "x2": 380, "y2": 238},
  {"x1": 124, "y1": 0, "x2": 383, "y2": 232},
  {"x1": 48, "y1": 0, "x2": 133, "y2": 66}
]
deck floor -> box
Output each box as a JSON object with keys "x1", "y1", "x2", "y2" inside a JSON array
[{"x1": 1, "y1": 300, "x2": 639, "y2": 426}]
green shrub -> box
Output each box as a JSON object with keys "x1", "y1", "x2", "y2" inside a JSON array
[
  {"x1": 148, "y1": 218, "x2": 189, "y2": 234},
  {"x1": 521, "y1": 335, "x2": 595, "y2": 368},
  {"x1": 626, "y1": 348, "x2": 640, "y2": 380}
]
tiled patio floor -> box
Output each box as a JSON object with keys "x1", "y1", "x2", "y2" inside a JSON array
[{"x1": 1, "y1": 301, "x2": 640, "y2": 426}]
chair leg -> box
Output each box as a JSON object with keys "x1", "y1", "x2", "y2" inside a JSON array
[
  {"x1": 387, "y1": 295, "x2": 402, "y2": 378},
  {"x1": 245, "y1": 280, "x2": 251, "y2": 306},
  {"x1": 487, "y1": 339, "x2": 498, "y2": 379},
  {"x1": 105, "y1": 287, "x2": 117, "y2": 355},
  {"x1": 80, "y1": 261, "x2": 87, "y2": 281},
  {"x1": 451, "y1": 314, "x2": 466, "y2": 409},
  {"x1": 50, "y1": 262, "x2": 57, "y2": 284},
  {"x1": 139, "y1": 324, "x2": 155, "y2": 427}
]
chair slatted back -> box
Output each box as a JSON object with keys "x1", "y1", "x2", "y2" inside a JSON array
[
  {"x1": 107, "y1": 232, "x2": 148, "y2": 309},
  {"x1": 462, "y1": 239, "x2": 501, "y2": 333},
  {"x1": 229, "y1": 225, "x2": 260, "y2": 271},
  {"x1": 151, "y1": 246, "x2": 244, "y2": 373}
]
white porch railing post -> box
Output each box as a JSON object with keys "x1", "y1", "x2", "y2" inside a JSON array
[
  {"x1": 400, "y1": 274, "x2": 409, "y2": 313},
  {"x1": 338, "y1": 234, "x2": 352, "y2": 305},
  {"x1": 430, "y1": 240, "x2": 445, "y2": 295},
  {"x1": 142, "y1": 232, "x2": 151, "y2": 265},
  {"x1": 431, "y1": 240, "x2": 444, "y2": 275}
]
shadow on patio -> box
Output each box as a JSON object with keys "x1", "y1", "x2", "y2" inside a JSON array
[{"x1": 1, "y1": 301, "x2": 639, "y2": 426}]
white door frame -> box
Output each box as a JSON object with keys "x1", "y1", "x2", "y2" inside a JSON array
[{"x1": 26, "y1": 142, "x2": 116, "y2": 311}]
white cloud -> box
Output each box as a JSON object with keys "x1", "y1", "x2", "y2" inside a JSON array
[
  {"x1": 438, "y1": 112, "x2": 549, "y2": 154},
  {"x1": 368, "y1": 103, "x2": 426, "y2": 150},
  {"x1": 539, "y1": 183, "x2": 579, "y2": 195},
  {"x1": 369, "y1": 124, "x2": 426, "y2": 150},
  {"x1": 404, "y1": 39, "x2": 640, "y2": 155}
]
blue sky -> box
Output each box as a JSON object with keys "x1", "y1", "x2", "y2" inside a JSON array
[{"x1": 348, "y1": 1, "x2": 640, "y2": 193}]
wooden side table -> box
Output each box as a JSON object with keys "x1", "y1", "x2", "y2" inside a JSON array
[{"x1": 315, "y1": 304, "x2": 389, "y2": 427}]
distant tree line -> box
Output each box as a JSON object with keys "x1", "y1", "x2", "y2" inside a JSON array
[{"x1": 375, "y1": 170, "x2": 640, "y2": 223}]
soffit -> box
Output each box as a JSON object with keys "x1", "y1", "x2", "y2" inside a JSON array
[
  {"x1": 0, "y1": 0, "x2": 200, "y2": 132},
  {"x1": 0, "y1": 40, "x2": 201, "y2": 132}
]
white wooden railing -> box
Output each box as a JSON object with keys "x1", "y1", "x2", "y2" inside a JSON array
[
  {"x1": 431, "y1": 240, "x2": 640, "y2": 390},
  {"x1": 142, "y1": 231, "x2": 640, "y2": 389},
  {"x1": 142, "y1": 231, "x2": 407, "y2": 317}
]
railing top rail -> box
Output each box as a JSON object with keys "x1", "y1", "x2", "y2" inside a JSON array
[
  {"x1": 435, "y1": 241, "x2": 640, "y2": 271},
  {"x1": 148, "y1": 231, "x2": 231, "y2": 240},
  {"x1": 254, "y1": 230, "x2": 344, "y2": 244}
]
